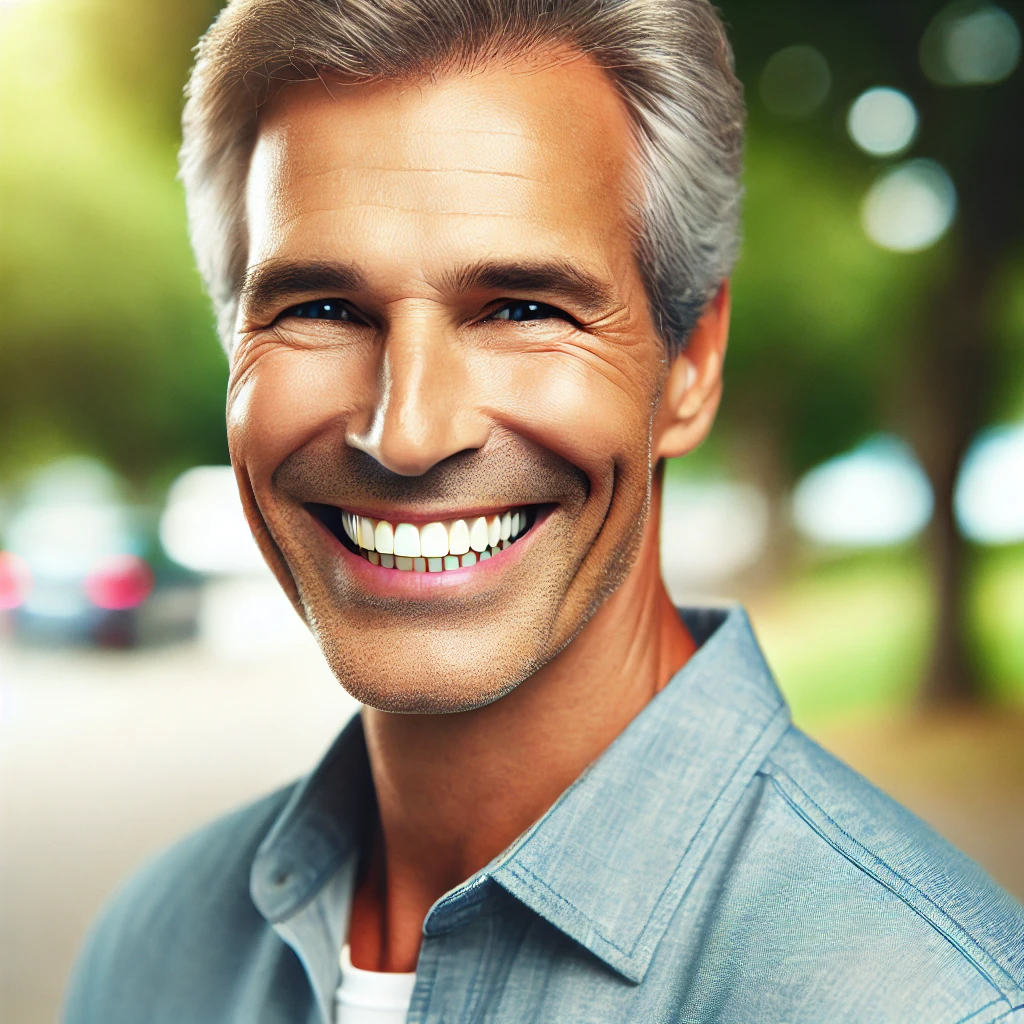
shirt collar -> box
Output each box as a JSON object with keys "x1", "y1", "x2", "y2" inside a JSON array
[
  {"x1": 479, "y1": 605, "x2": 792, "y2": 982},
  {"x1": 249, "y1": 714, "x2": 373, "y2": 1022},
  {"x1": 250, "y1": 604, "x2": 791, "y2": 1001}
]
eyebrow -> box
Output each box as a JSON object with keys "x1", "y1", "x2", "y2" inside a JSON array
[
  {"x1": 239, "y1": 259, "x2": 367, "y2": 319},
  {"x1": 443, "y1": 258, "x2": 616, "y2": 317},
  {"x1": 239, "y1": 255, "x2": 617, "y2": 320}
]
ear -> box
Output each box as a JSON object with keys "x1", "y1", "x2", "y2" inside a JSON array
[{"x1": 653, "y1": 281, "x2": 731, "y2": 461}]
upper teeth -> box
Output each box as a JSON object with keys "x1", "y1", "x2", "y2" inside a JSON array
[{"x1": 340, "y1": 509, "x2": 528, "y2": 565}]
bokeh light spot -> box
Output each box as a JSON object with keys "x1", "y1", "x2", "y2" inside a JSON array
[
  {"x1": 861, "y1": 159, "x2": 957, "y2": 252},
  {"x1": 0, "y1": 551, "x2": 32, "y2": 610},
  {"x1": 847, "y1": 87, "x2": 919, "y2": 157},
  {"x1": 760, "y1": 45, "x2": 831, "y2": 118},
  {"x1": 160, "y1": 466, "x2": 265, "y2": 575},
  {"x1": 955, "y1": 424, "x2": 1024, "y2": 544},
  {"x1": 921, "y1": 3, "x2": 1021, "y2": 85},
  {"x1": 660, "y1": 480, "x2": 769, "y2": 592},
  {"x1": 84, "y1": 554, "x2": 154, "y2": 611},
  {"x1": 792, "y1": 436, "x2": 933, "y2": 548}
]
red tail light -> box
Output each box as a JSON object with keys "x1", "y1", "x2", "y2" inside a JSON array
[
  {"x1": 0, "y1": 552, "x2": 32, "y2": 610},
  {"x1": 84, "y1": 555, "x2": 154, "y2": 611}
]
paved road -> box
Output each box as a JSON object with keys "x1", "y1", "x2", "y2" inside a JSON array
[
  {"x1": 2, "y1": 634, "x2": 1021, "y2": 1024},
  {"x1": 0, "y1": 632, "x2": 354, "y2": 1024}
]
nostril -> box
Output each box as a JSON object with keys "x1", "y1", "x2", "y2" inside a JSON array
[
  {"x1": 347, "y1": 405, "x2": 490, "y2": 478},
  {"x1": 346, "y1": 434, "x2": 443, "y2": 478}
]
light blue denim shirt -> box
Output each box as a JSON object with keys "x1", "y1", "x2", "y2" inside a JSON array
[{"x1": 65, "y1": 607, "x2": 1024, "y2": 1023}]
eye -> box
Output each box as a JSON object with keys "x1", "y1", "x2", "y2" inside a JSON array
[
  {"x1": 279, "y1": 299, "x2": 366, "y2": 323},
  {"x1": 486, "y1": 300, "x2": 573, "y2": 323}
]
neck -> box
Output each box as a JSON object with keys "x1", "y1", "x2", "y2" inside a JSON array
[{"x1": 349, "y1": 505, "x2": 696, "y2": 971}]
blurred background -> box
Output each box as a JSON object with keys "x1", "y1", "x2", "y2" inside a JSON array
[{"x1": 1, "y1": 0, "x2": 1022, "y2": 1019}]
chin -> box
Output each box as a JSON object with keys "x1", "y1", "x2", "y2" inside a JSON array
[{"x1": 312, "y1": 621, "x2": 551, "y2": 714}]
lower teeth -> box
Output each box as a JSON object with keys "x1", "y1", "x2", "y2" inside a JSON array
[{"x1": 364, "y1": 539, "x2": 515, "y2": 571}]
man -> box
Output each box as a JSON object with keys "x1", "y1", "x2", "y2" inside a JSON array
[{"x1": 66, "y1": 0, "x2": 1024, "y2": 1021}]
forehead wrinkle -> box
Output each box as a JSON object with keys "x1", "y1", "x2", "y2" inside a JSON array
[
  {"x1": 278, "y1": 109, "x2": 545, "y2": 166},
  {"x1": 268, "y1": 163, "x2": 542, "y2": 223},
  {"x1": 315, "y1": 128, "x2": 534, "y2": 140},
  {"x1": 258, "y1": 171, "x2": 540, "y2": 231},
  {"x1": 281, "y1": 165, "x2": 540, "y2": 184},
  {"x1": 348, "y1": 166, "x2": 539, "y2": 181},
  {"x1": 268, "y1": 203, "x2": 522, "y2": 223}
]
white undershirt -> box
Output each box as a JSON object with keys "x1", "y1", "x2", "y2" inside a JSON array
[{"x1": 335, "y1": 943, "x2": 417, "y2": 1024}]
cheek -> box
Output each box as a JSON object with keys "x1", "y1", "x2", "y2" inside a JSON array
[
  {"x1": 483, "y1": 350, "x2": 659, "y2": 494},
  {"x1": 228, "y1": 349, "x2": 367, "y2": 486}
]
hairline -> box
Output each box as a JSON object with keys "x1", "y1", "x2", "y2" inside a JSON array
[{"x1": 180, "y1": 0, "x2": 745, "y2": 356}]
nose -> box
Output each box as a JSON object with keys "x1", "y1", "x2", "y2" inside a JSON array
[{"x1": 348, "y1": 309, "x2": 491, "y2": 476}]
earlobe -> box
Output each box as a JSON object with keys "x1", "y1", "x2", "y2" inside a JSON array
[{"x1": 653, "y1": 281, "x2": 730, "y2": 461}]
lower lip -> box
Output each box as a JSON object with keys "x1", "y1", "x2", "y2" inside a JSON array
[{"x1": 311, "y1": 510, "x2": 548, "y2": 597}]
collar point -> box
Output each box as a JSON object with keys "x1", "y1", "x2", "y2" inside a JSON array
[{"x1": 492, "y1": 866, "x2": 651, "y2": 985}]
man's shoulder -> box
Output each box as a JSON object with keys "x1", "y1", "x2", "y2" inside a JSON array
[
  {"x1": 63, "y1": 784, "x2": 303, "y2": 1023},
  {"x1": 95, "y1": 782, "x2": 295, "y2": 933},
  {"x1": 757, "y1": 725, "x2": 1024, "y2": 1008}
]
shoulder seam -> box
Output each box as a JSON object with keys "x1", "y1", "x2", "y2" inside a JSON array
[
  {"x1": 954, "y1": 996, "x2": 1012, "y2": 1024},
  {"x1": 979, "y1": 1002, "x2": 1024, "y2": 1024},
  {"x1": 764, "y1": 759, "x2": 1021, "y2": 1000}
]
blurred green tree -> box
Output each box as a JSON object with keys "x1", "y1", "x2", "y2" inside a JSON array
[
  {"x1": 719, "y1": 0, "x2": 1024, "y2": 703},
  {"x1": 0, "y1": 0, "x2": 227, "y2": 487}
]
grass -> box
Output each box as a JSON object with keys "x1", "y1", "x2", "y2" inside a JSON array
[
  {"x1": 972, "y1": 544, "x2": 1024, "y2": 703},
  {"x1": 744, "y1": 545, "x2": 1024, "y2": 729}
]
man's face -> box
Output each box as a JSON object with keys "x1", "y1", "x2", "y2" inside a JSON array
[{"x1": 231, "y1": 55, "x2": 670, "y2": 712}]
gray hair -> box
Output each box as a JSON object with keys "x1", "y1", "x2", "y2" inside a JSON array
[{"x1": 180, "y1": 0, "x2": 744, "y2": 353}]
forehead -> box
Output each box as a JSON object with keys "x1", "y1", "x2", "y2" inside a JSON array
[{"x1": 245, "y1": 56, "x2": 639, "y2": 285}]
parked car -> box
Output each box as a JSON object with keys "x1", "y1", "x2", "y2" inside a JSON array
[{"x1": 1, "y1": 458, "x2": 187, "y2": 647}]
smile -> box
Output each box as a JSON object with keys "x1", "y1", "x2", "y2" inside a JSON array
[{"x1": 307, "y1": 505, "x2": 534, "y2": 572}]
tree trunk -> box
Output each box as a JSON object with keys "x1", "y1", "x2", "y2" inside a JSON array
[
  {"x1": 920, "y1": 440, "x2": 974, "y2": 705},
  {"x1": 906, "y1": 58, "x2": 1023, "y2": 706},
  {"x1": 908, "y1": 245, "x2": 995, "y2": 707}
]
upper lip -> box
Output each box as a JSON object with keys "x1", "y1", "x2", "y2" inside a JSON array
[{"x1": 308, "y1": 501, "x2": 535, "y2": 524}]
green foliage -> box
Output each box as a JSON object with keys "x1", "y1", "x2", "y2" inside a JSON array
[
  {"x1": 757, "y1": 544, "x2": 1024, "y2": 725},
  {"x1": 724, "y1": 127, "x2": 938, "y2": 475},
  {"x1": 0, "y1": 0, "x2": 227, "y2": 485},
  {"x1": 971, "y1": 545, "x2": 1024, "y2": 701},
  {"x1": 754, "y1": 550, "x2": 932, "y2": 725},
  {"x1": 991, "y1": 258, "x2": 1024, "y2": 420}
]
